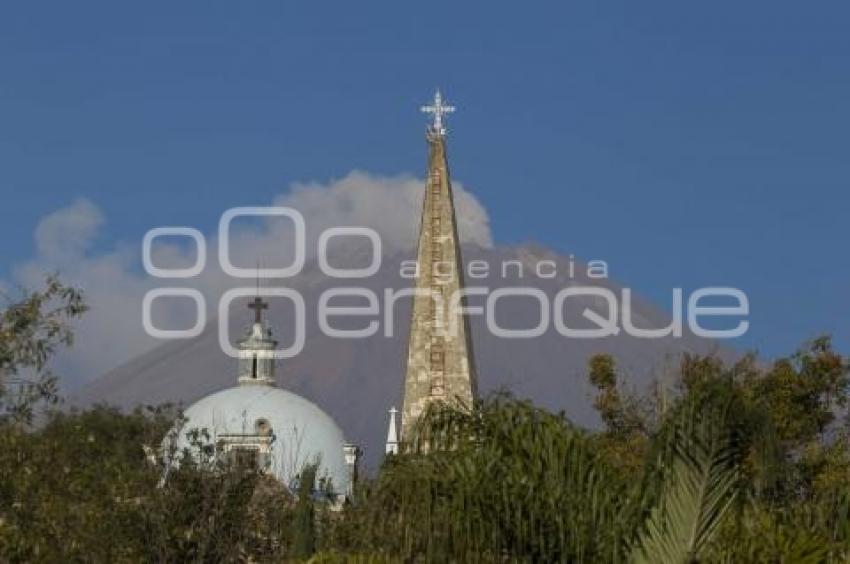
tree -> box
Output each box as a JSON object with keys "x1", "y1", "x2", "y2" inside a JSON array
[
  {"x1": 588, "y1": 354, "x2": 653, "y2": 475},
  {"x1": 291, "y1": 464, "x2": 318, "y2": 558},
  {"x1": 0, "y1": 275, "x2": 87, "y2": 424},
  {"x1": 630, "y1": 384, "x2": 744, "y2": 563},
  {"x1": 2, "y1": 274, "x2": 849, "y2": 562}
]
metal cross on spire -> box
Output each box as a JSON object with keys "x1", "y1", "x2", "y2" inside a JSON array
[
  {"x1": 248, "y1": 297, "x2": 268, "y2": 324},
  {"x1": 420, "y1": 89, "x2": 455, "y2": 136}
]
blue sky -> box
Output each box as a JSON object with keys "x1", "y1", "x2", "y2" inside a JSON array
[{"x1": 1, "y1": 1, "x2": 848, "y2": 358}]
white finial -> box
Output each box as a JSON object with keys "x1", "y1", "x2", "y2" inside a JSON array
[
  {"x1": 420, "y1": 89, "x2": 456, "y2": 136},
  {"x1": 385, "y1": 406, "x2": 399, "y2": 455}
]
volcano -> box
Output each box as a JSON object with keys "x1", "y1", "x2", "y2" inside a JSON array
[{"x1": 74, "y1": 245, "x2": 731, "y2": 468}]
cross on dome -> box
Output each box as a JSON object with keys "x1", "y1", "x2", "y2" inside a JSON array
[{"x1": 248, "y1": 296, "x2": 268, "y2": 324}]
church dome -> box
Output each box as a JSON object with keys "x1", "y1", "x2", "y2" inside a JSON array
[
  {"x1": 173, "y1": 384, "x2": 350, "y2": 495},
  {"x1": 165, "y1": 297, "x2": 355, "y2": 497}
]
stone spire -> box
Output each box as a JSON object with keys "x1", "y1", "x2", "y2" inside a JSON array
[
  {"x1": 400, "y1": 91, "x2": 478, "y2": 440},
  {"x1": 385, "y1": 407, "x2": 399, "y2": 455},
  {"x1": 237, "y1": 297, "x2": 277, "y2": 386}
]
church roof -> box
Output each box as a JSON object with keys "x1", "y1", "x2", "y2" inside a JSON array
[
  {"x1": 173, "y1": 384, "x2": 350, "y2": 495},
  {"x1": 167, "y1": 297, "x2": 351, "y2": 495}
]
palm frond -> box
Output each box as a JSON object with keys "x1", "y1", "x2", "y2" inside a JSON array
[{"x1": 632, "y1": 396, "x2": 741, "y2": 563}]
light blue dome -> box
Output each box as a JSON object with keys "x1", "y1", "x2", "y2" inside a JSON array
[{"x1": 172, "y1": 384, "x2": 350, "y2": 495}]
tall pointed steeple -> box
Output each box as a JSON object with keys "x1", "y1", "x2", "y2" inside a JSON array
[{"x1": 400, "y1": 90, "x2": 478, "y2": 440}]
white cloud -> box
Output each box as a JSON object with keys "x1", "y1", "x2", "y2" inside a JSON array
[
  {"x1": 280, "y1": 171, "x2": 492, "y2": 254},
  {"x1": 34, "y1": 198, "x2": 104, "y2": 263},
  {"x1": 7, "y1": 172, "x2": 493, "y2": 389}
]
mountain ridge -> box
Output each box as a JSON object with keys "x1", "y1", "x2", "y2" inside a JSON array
[{"x1": 74, "y1": 245, "x2": 732, "y2": 468}]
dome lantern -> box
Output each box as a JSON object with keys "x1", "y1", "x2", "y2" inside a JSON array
[{"x1": 237, "y1": 297, "x2": 277, "y2": 386}]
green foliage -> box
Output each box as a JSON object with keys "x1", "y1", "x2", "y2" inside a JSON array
[
  {"x1": 0, "y1": 275, "x2": 87, "y2": 424},
  {"x1": 292, "y1": 464, "x2": 318, "y2": 558},
  {"x1": 588, "y1": 353, "x2": 653, "y2": 475},
  {"x1": 0, "y1": 405, "x2": 335, "y2": 562},
  {"x1": 337, "y1": 395, "x2": 633, "y2": 562},
  {"x1": 3, "y1": 277, "x2": 850, "y2": 561},
  {"x1": 595, "y1": 338, "x2": 850, "y2": 562},
  {"x1": 631, "y1": 390, "x2": 742, "y2": 563}
]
